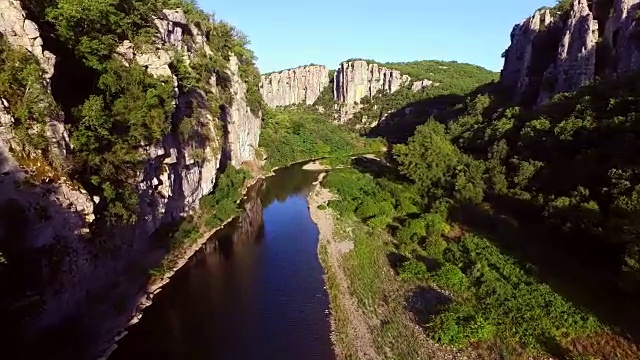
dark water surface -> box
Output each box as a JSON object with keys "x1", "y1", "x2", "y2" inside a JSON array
[{"x1": 110, "y1": 165, "x2": 335, "y2": 360}]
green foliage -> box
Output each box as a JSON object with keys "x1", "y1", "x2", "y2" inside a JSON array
[
  {"x1": 259, "y1": 106, "x2": 384, "y2": 169},
  {"x1": 324, "y1": 168, "x2": 421, "y2": 227},
  {"x1": 0, "y1": 37, "x2": 57, "y2": 155},
  {"x1": 443, "y1": 70, "x2": 640, "y2": 290},
  {"x1": 399, "y1": 259, "x2": 428, "y2": 281},
  {"x1": 71, "y1": 60, "x2": 175, "y2": 224},
  {"x1": 429, "y1": 302, "x2": 494, "y2": 347},
  {"x1": 430, "y1": 264, "x2": 469, "y2": 294},
  {"x1": 313, "y1": 83, "x2": 336, "y2": 110},
  {"x1": 550, "y1": 0, "x2": 572, "y2": 14},
  {"x1": 430, "y1": 234, "x2": 600, "y2": 350},
  {"x1": 393, "y1": 120, "x2": 485, "y2": 204},
  {"x1": 324, "y1": 160, "x2": 600, "y2": 353},
  {"x1": 46, "y1": 0, "x2": 160, "y2": 69},
  {"x1": 317, "y1": 204, "x2": 328, "y2": 211},
  {"x1": 199, "y1": 166, "x2": 250, "y2": 229}
]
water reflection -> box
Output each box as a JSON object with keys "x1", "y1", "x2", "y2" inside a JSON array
[{"x1": 110, "y1": 165, "x2": 334, "y2": 360}]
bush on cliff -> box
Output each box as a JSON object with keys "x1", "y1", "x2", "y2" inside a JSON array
[{"x1": 5, "y1": 0, "x2": 264, "y2": 225}]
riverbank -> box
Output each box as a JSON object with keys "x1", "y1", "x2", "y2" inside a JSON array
[
  {"x1": 308, "y1": 174, "x2": 380, "y2": 360},
  {"x1": 308, "y1": 175, "x2": 474, "y2": 360}
]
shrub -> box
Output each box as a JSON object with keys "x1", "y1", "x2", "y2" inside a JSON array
[
  {"x1": 399, "y1": 259, "x2": 428, "y2": 281},
  {"x1": 429, "y1": 302, "x2": 494, "y2": 347},
  {"x1": 430, "y1": 264, "x2": 469, "y2": 294}
]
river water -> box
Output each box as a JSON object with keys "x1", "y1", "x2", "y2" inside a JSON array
[{"x1": 110, "y1": 164, "x2": 335, "y2": 360}]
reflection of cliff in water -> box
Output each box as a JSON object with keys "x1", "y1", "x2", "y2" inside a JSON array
[
  {"x1": 109, "y1": 180, "x2": 267, "y2": 359},
  {"x1": 262, "y1": 164, "x2": 322, "y2": 206},
  {"x1": 197, "y1": 179, "x2": 265, "y2": 261}
]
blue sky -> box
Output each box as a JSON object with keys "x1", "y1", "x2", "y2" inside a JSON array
[{"x1": 198, "y1": 0, "x2": 555, "y2": 74}]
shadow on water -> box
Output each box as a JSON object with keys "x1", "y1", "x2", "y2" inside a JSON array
[{"x1": 110, "y1": 164, "x2": 335, "y2": 360}]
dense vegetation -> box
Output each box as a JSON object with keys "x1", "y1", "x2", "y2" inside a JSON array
[
  {"x1": 5, "y1": 0, "x2": 263, "y2": 225},
  {"x1": 318, "y1": 27, "x2": 640, "y2": 354},
  {"x1": 259, "y1": 106, "x2": 385, "y2": 170},
  {"x1": 323, "y1": 165, "x2": 601, "y2": 354},
  {"x1": 0, "y1": 36, "x2": 58, "y2": 160}
]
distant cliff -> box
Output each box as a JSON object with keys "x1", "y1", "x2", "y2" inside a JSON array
[
  {"x1": 333, "y1": 60, "x2": 411, "y2": 104},
  {"x1": 501, "y1": 0, "x2": 640, "y2": 105},
  {"x1": 260, "y1": 60, "x2": 439, "y2": 123},
  {"x1": 259, "y1": 65, "x2": 330, "y2": 107}
]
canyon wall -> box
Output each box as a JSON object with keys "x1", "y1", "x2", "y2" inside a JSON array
[
  {"x1": 501, "y1": 0, "x2": 640, "y2": 105},
  {"x1": 0, "y1": 3, "x2": 262, "y2": 359},
  {"x1": 333, "y1": 60, "x2": 411, "y2": 104},
  {"x1": 259, "y1": 65, "x2": 330, "y2": 107}
]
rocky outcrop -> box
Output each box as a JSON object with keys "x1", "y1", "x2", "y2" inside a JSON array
[
  {"x1": 412, "y1": 79, "x2": 435, "y2": 92},
  {"x1": 555, "y1": 0, "x2": 599, "y2": 93},
  {"x1": 224, "y1": 55, "x2": 262, "y2": 167},
  {"x1": 605, "y1": 0, "x2": 640, "y2": 74},
  {"x1": 259, "y1": 65, "x2": 330, "y2": 107},
  {"x1": 501, "y1": 0, "x2": 640, "y2": 105},
  {"x1": 333, "y1": 60, "x2": 411, "y2": 104},
  {"x1": 501, "y1": 8, "x2": 557, "y2": 101},
  {"x1": 0, "y1": 0, "x2": 55, "y2": 80}
]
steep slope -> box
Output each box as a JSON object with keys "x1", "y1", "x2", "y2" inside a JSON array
[
  {"x1": 0, "y1": 1, "x2": 263, "y2": 359},
  {"x1": 501, "y1": 0, "x2": 640, "y2": 106},
  {"x1": 259, "y1": 65, "x2": 330, "y2": 107}
]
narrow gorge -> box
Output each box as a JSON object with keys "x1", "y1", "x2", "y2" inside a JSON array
[{"x1": 2, "y1": 0, "x2": 640, "y2": 359}]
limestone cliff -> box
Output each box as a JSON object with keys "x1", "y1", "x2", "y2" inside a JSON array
[
  {"x1": 0, "y1": 3, "x2": 262, "y2": 359},
  {"x1": 501, "y1": 0, "x2": 640, "y2": 105},
  {"x1": 333, "y1": 60, "x2": 411, "y2": 104},
  {"x1": 225, "y1": 54, "x2": 262, "y2": 167},
  {"x1": 259, "y1": 65, "x2": 330, "y2": 107}
]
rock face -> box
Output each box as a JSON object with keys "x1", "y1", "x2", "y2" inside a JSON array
[
  {"x1": 0, "y1": 0, "x2": 55, "y2": 80},
  {"x1": 555, "y1": 0, "x2": 599, "y2": 93},
  {"x1": 0, "y1": 3, "x2": 262, "y2": 359},
  {"x1": 224, "y1": 55, "x2": 262, "y2": 167},
  {"x1": 501, "y1": 0, "x2": 640, "y2": 105},
  {"x1": 259, "y1": 65, "x2": 330, "y2": 107},
  {"x1": 333, "y1": 60, "x2": 411, "y2": 104},
  {"x1": 412, "y1": 79, "x2": 435, "y2": 91},
  {"x1": 500, "y1": 8, "x2": 558, "y2": 101}
]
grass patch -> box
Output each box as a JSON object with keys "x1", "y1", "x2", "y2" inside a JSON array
[{"x1": 259, "y1": 106, "x2": 385, "y2": 170}]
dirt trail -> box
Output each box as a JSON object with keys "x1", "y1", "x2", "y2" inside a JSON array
[{"x1": 308, "y1": 174, "x2": 382, "y2": 360}]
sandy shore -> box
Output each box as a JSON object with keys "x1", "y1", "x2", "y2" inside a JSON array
[
  {"x1": 302, "y1": 160, "x2": 331, "y2": 171},
  {"x1": 308, "y1": 173, "x2": 381, "y2": 360}
]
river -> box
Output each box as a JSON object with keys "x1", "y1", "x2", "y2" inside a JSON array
[{"x1": 109, "y1": 164, "x2": 336, "y2": 360}]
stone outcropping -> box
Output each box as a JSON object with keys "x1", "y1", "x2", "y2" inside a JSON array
[
  {"x1": 501, "y1": 0, "x2": 640, "y2": 105},
  {"x1": 411, "y1": 79, "x2": 435, "y2": 92},
  {"x1": 333, "y1": 60, "x2": 411, "y2": 104},
  {"x1": 225, "y1": 55, "x2": 262, "y2": 167},
  {"x1": 0, "y1": 4, "x2": 262, "y2": 359},
  {"x1": 0, "y1": 0, "x2": 55, "y2": 80},
  {"x1": 259, "y1": 65, "x2": 330, "y2": 107}
]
